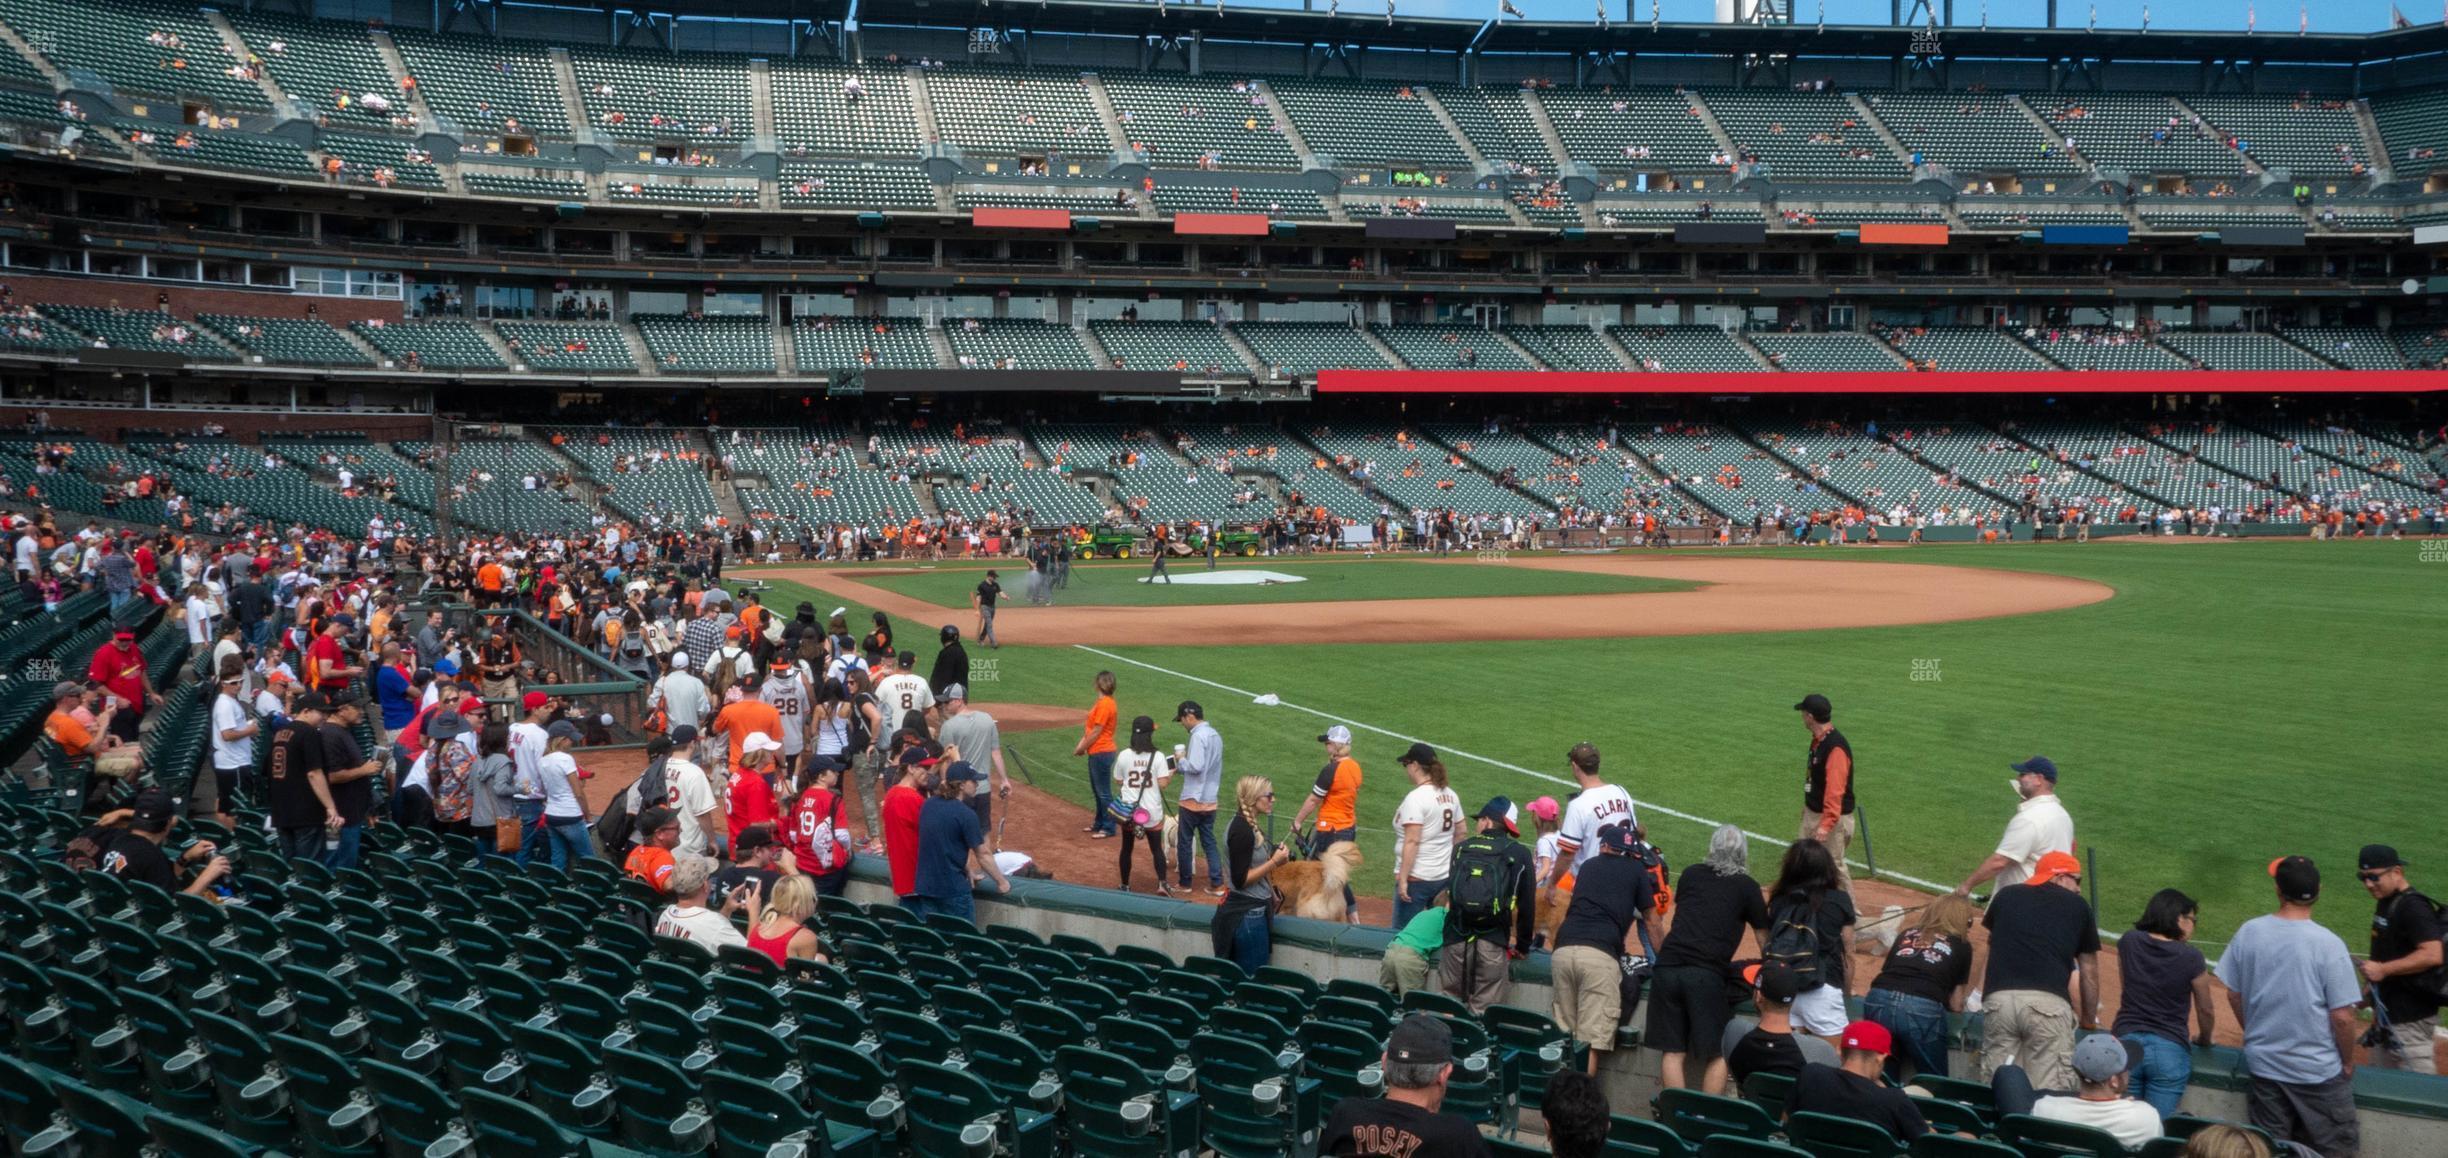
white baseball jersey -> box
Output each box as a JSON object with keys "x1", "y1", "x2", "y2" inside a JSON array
[
  {"x1": 873, "y1": 673, "x2": 934, "y2": 738},
  {"x1": 1392, "y1": 784, "x2": 1462, "y2": 882},
  {"x1": 760, "y1": 670, "x2": 812, "y2": 755},
  {"x1": 1555, "y1": 783, "x2": 1637, "y2": 877}
]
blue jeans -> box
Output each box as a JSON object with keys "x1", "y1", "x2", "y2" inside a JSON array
[
  {"x1": 904, "y1": 891, "x2": 976, "y2": 927},
  {"x1": 1176, "y1": 808, "x2": 1222, "y2": 888},
  {"x1": 542, "y1": 815, "x2": 593, "y2": 870},
  {"x1": 321, "y1": 823, "x2": 363, "y2": 871},
  {"x1": 1232, "y1": 907, "x2": 1272, "y2": 976},
  {"x1": 1086, "y1": 753, "x2": 1117, "y2": 835},
  {"x1": 2123, "y1": 1032, "x2": 2193, "y2": 1118},
  {"x1": 512, "y1": 798, "x2": 546, "y2": 865},
  {"x1": 1863, "y1": 987, "x2": 1952, "y2": 1080},
  {"x1": 1394, "y1": 876, "x2": 1449, "y2": 929}
]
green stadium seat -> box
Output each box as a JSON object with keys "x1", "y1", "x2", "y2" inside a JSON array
[
  {"x1": 1057, "y1": 1042, "x2": 1205, "y2": 1158},
  {"x1": 1658, "y1": 1088, "x2": 1784, "y2": 1144},
  {"x1": 797, "y1": 1037, "x2": 905, "y2": 1152},
  {"x1": 959, "y1": 1026, "x2": 1065, "y2": 1116},
  {"x1": 448, "y1": 1086, "x2": 595, "y2": 1156},
  {"x1": 190, "y1": 1010, "x2": 297, "y2": 1148},
  {"x1": 1994, "y1": 1112, "x2": 2128, "y2": 1158},
  {"x1": 901, "y1": 1057, "x2": 1061, "y2": 1158},
  {"x1": 1613, "y1": 1111, "x2": 1698, "y2": 1157},
  {"x1": 1703, "y1": 1137, "x2": 1816, "y2": 1157},
  {"x1": 506, "y1": 1022, "x2": 616, "y2": 1137},
  {"x1": 268, "y1": 1030, "x2": 385, "y2": 1155},
  {"x1": 1785, "y1": 1109, "x2": 1905, "y2": 1157},
  {"x1": 1191, "y1": 1030, "x2": 1322, "y2": 1158},
  {"x1": 141, "y1": 1110, "x2": 261, "y2": 1158},
  {"x1": 1913, "y1": 1138, "x2": 2023, "y2": 1158},
  {"x1": 1295, "y1": 1017, "x2": 1388, "y2": 1106},
  {"x1": 1910, "y1": 1096, "x2": 1991, "y2": 1136}
]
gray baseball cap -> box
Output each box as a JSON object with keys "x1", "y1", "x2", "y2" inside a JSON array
[{"x1": 2071, "y1": 1033, "x2": 2132, "y2": 1082}]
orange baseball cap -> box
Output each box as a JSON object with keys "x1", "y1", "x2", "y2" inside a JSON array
[{"x1": 2027, "y1": 850, "x2": 2083, "y2": 886}]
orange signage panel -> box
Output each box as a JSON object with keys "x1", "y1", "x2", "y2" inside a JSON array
[{"x1": 1859, "y1": 222, "x2": 1951, "y2": 246}]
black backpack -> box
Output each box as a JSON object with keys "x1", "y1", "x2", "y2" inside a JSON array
[
  {"x1": 845, "y1": 693, "x2": 878, "y2": 755},
  {"x1": 1448, "y1": 835, "x2": 1520, "y2": 933},
  {"x1": 595, "y1": 756, "x2": 669, "y2": 856},
  {"x1": 1763, "y1": 894, "x2": 1826, "y2": 990}
]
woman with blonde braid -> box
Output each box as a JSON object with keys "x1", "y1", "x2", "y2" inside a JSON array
[{"x1": 1213, "y1": 776, "x2": 1293, "y2": 975}]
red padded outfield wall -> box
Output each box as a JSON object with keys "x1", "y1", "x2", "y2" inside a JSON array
[{"x1": 1316, "y1": 370, "x2": 2448, "y2": 394}]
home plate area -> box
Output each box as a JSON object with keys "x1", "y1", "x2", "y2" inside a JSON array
[{"x1": 1136, "y1": 569, "x2": 1308, "y2": 585}]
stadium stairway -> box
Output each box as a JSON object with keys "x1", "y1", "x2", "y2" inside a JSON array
[
  {"x1": 2237, "y1": 420, "x2": 2441, "y2": 494},
  {"x1": 1488, "y1": 329, "x2": 1546, "y2": 369},
  {"x1": 1842, "y1": 93, "x2": 1920, "y2": 172},
  {"x1": 904, "y1": 65, "x2": 944, "y2": 149},
  {"x1": 367, "y1": 30, "x2": 442, "y2": 134},
  {"x1": 2352, "y1": 99, "x2": 2394, "y2": 181},
  {"x1": 0, "y1": 18, "x2": 64, "y2": 88},
  {"x1": 1078, "y1": 73, "x2": 1129, "y2": 159},
  {"x1": 1683, "y1": 90, "x2": 1742, "y2": 162},
  {"x1": 1595, "y1": 327, "x2": 1643, "y2": 371},
  {"x1": 1250, "y1": 81, "x2": 1323, "y2": 168},
  {"x1": 2007, "y1": 93, "x2": 2093, "y2": 171},
  {"x1": 1359, "y1": 327, "x2": 1409, "y2": 370},
  {"x1": 547, "y1": 47, "x2": 597, "y2": 148},
  {"x1": 2167, "y1": 95, "x2": 2272, "y2": 179},
  {"x1": 618, "y1": 323, "x2": 658, "y2": 378},
  {"x1": 1073, "y1": 320, "x2": 1115, "y2": 369},
  {"x1": 2125, "y1": 423, "x2": 2313, "y2": 499},
  {"x1": 747, "y1": 58, "x2": 777, "y2": 152},
  {"x1": 1216, "y1": 324, "x2": 1267, "y2": 375},
  {"x1": 1518, "y1": 92, "x2": 1575, "y2": 175},
  {"x1": 201, "y1": 9, "x2": 292, "y2": 113},
  {"x1": 1414, "y1": 88, "x2": 1490, "y2": 172},
  {"x1": 1732, "y1": 425, "x2": 1875, "y2": 509},
  {"x1": 924, "y1": 325, "x2": 955, "y2": 370}
]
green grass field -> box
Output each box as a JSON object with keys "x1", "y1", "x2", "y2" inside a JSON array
[
  {"x1": 854, "y1": 557, "x2": 1698, "y2": 608},
  {"x1": 746, "y1": 539, "x2": 2442, "y2": 946}
]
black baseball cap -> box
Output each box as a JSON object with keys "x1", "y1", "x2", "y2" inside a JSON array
[
  {"x1": 1795, "y1": 693, "x2": 1832, "y2": 722},
  {"x1": 1385, "y1": 1013, "x2": 1454, "y2": 1066},
  {"x1": 668, "y1": 724, "x2": 699, "y2": 745},
  {"x1": 130, "y1": 789, "x2": 175, "y2": 826},
  {"x1": 2359, "y1": 845, "x2": 2407, "y2": 872},
  {"x1": 1745, "y1": 962, "x2": 1803, "y2": 1005},
  {"x1": 1174, "y1": 700, "x2": 1204, "y2": 721},
  {"x1": 2270, "y1": 855, "x2": 2321, "y2": 903},
  {"x1": 734, "y1": 825, "x2": 777, "y2": 853},
  {"x1": 1399, "y1": 741, "x2": 1437, "y2": 767}
]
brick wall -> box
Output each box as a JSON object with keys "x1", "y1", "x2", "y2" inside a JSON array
[{"x1": 0, "y1": 272, "x2": 405, "y2": 326}]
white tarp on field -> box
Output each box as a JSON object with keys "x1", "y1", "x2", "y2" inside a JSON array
[{"x1": 1136, "y1": 570, "x2": 1307, "y2": 586}]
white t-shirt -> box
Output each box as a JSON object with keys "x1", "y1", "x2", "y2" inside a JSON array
[
  {"x1": 1556, "y1": 782, "x2": 1637, "y2": 877},
  {"x1": 1393, "y1": 783, "x2": 1462, "y2": 881},
  {"x1": 507, "y1": 721, "x2": 549, "y2": 798},
  {"x1": 1113, "y1": 749, "x2": 1173, "y2": 819},
  {"x1": 654, "y1": 672, "x2": 711, "y2": 730},
  {"x1": 873, "y1": 673, "x2": 934, "y2": 736},
  {"x1": 185, "y1": 595, "x2": 216, "y2": 644},
  {"x1": 539, "y1": 750, "x2": 583, "y2": 818},
  {"x1": 1994, "y1": 791, "x2": 2075, "y2": 889},
  {"x1": 1535, "y1": 831, "x2": 1562, "y2": 876},
  {"x1": 654, "y1": 903, "x2": 746, "y2": 953},
  {"x1": 2033, "y1": 1096, "x2": 2162, "y2": 1150},
  {"x1": 629, "y1": 756, "x2": 717, "y2": 859},
  {"x1": 210, "y1": 693, "x2": 254, "y2": 770}
]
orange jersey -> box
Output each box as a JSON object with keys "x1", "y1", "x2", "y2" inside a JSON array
[
  {"x1": 1310, "y1": 756, "x2": 1362, "y2": 831},
  {"x1": 712, "y1": 700, "x2": 783, "y2": 768},
  {"x1": 1083, "y1": 696, "x2": 1119, "y2": 755}
]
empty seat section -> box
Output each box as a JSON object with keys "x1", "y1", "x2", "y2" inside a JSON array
[
  {"x1": 349, "y1": 320, "x2": 506, "y2": 369},
  {"x1": 791, "y1": 318, "x2": 941, "y2": 370},
  {"x1": 770, "y1": 63, "x2": 922, "y2": 156},
  {"x1": 1859, "y1": 91, "x2": 2079, "y2": 175},
  {"x1": 1421, "y1": 424, "x2": 1587, "y2": 510},
  {"x1": 954, "y1": 189, "x2": 1133, "y2": 214},
  {"x1": 198, "y1": 315, "x2": 375, "y2": 366},
  {"x1": 1632, "y1": 424, "x2": 1851, "y2": 519},
  {"x1": 1266, "y1": 79, "x2": 1470, "y2": 168},
  {"x1": 495, "y1": 321, "x2": 638, "y2": 374},
  {"x1": 2153, "y1": 329, "x2": 2331, "y2": 371},
  {"x1": 1037, "y1": 423, "x2": 1257, "y2": 523},
  {"x1": 2279, "y1": 326, "x2": 2401, "y2": 369},
  {"x1": 922, "y1": 67, "x2": 1107, "y2": 160},
  {"x1": 781, "y1": 161, "x2": 936, "y2": 210},
  {"x1": 634, "y1": 315, "x2": 776, "y2": 374},
  {"x1": 1879, "y1": 326, "x2": 2055, "y2": 370},
  {"x1": 223, "y1": 10, "x2": 404, "y2": 130},
  {"x1": 1430, "y1": 85, "x2": 1558, "y2": 172},
  {"x1": 318, "y1": 133, "x2": 446, "y2": 189},
  {"x1": 2031, "y1": 93, "x2": 2239, "y2": 177},
  {"x1": 944, "y1": 319, "x2": 1094, "y2": 370},
  {"x1": 1745, "y1": 423, "x2": 1960, "y2": 513},
  {"x1": 1955, "y1": 202, "x2": 2130, "y2": 230},
  {"x1": 1148, "y1": 185, "x2": 1330, "y2": 219},
  {"x1": 1593, "y1": 201, "x2": 1760, "y2": 227},
  {"x1": 1307, "y1": 427, "x2": 1547, "y2": 517},
  {"x1": 2026, "y1": 328, "x2": 2191, "y2": 370},
  {"x1": 1371, "y1": 324, "x2": 1534, "y2": 370},
  {"x1": 1747, "y1": 332, "x2": 1904, "y2": 371},
  {"x1": 569, "y1": 48, "x2": 751, "y2": 142},
  {"x1": 37, "y1": 306, "x2": 239, "y2": 359},
  {"x1": 2184, "y1": 94, "x2": 2368, "y2": 176},
  {"x1": 391, "y1": 29, "x2": 568, "y2": 137},
  {"x1": 2010, "y1": 422, "x2": 2289, "y2": 516},
  {"x1": 1608, "y1": 325, "x2": 1763, "y2": 372},
  {"x1": 2369, "y1": 86, "x2": 2448, "y2": 170},
  {"x1": 1343, "y1": 197, "x2": 1514, "y2": 223},
  {"x1": 118, "y1": 124, "x2": 319, "y2": 177},
  {"x1": 1538, "y1": 87, "x2": 1727, "y2": 172},
  {"x1": 546, "y1": 427, "x2": 723, "y2": 524},
  {"x1": 1501, "y1": 325, "x2": 1623, "y2": 370},
  {"x1": 1089, "y1": 320, "x2": 1252, "y2": 374},
  {"x1": 1886, "y1": 424, "x2": 2112, "y2": 515},
  {"x1": 0, "y1": 0, "x2": 264, "y2": 107},
  {"x1": 1100, "y1": 72, "x2": 1301, "y2": 170},
  {"x1": 1699, "y1": 88, "x2": 1903, "y2": 181},
  {"x1": 608, "y1": 179, "x2": 759, "y2": 206},
  {"x1": 1232, "y1": 322, "x2": 1395, "y2": 374},
  {"x1": 461, "y1": 170, "x2": 587, "y2": 200}
]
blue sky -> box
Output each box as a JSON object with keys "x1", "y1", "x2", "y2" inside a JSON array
[{"x1": 1241, "y1": 0, "x2": 2424, "y2": 31}]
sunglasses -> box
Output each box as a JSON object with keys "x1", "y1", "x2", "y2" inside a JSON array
[
  {"x1": 2358, "y1": 872, "x2": 2388, "y2": 883},
  {"x1": 1261, "y1": 792, "x2": 1277, "y2": 799}
]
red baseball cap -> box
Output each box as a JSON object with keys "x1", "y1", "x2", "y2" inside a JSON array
[
  {"x1": 521, "y1": 691, "x2": 549, "y2": 711},
  {"x1": 1839, "y1": 1020, "x2": 1892, "y2": 1057}
]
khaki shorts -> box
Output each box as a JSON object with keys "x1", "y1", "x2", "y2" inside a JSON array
[
  {"x1": 1379, "y1": 944, "x2": 1431, "y2": 997},
  {"x1": 95, "y1": 749, "x2": 143, "y2": 780},
  {"x1": 1550, "y1": 944, "x2": 1622, "y2": 1049}
]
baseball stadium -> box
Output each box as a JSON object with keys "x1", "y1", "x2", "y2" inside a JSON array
[{"x1": 1, "y1": 0, "x2": 2446, "y2": 1153}]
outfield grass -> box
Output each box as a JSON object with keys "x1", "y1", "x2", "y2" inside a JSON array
[
  {"x1": 748, "y1": 538, "x2": 2442, "y2": 945},
  {"x1": 852, "y1": 557, "x2": 1698, "y2": 608}
]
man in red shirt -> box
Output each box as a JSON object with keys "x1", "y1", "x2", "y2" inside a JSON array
[
  {"x1": 882, "y1": 746, "x2": 938, "y2": 902},
  {"x1": 86, "y1": 630, "x2": 149, "y2": 744},
  {"x1": 727, "y1": 732, "x2": 783, "y2": 847},
  {"x1": 306, "y1": 617, "x2": 360, "y2": 696}
]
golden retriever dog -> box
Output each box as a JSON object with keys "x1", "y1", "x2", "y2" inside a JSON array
[
  {"x1": 1269, "y1": 840, "x2": 1362, "y2": 922},
  {"x1": 1534, "y1": 882, "x2": 1572, "y2": 948}
]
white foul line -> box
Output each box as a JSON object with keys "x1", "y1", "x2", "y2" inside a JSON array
[{"x1": 1074, "y1": 644, "x2": 1961, "y2": 895}]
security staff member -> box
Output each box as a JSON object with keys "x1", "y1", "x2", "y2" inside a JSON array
[{"x1": 1796, "y1": 693, "x2": 1857, "y2": 892}]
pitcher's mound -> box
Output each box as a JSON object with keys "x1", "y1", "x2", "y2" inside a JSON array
[{"x1": 1137, "y1": 570, "x2": 1308, "y2": 586}]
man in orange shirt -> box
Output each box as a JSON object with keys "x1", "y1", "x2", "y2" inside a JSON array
[
  {"x1": 1072, "y1": 670, "x2": 1120, "y2": 838},
  {"x1": 625, "y1": 807, "x2": 682, "y2": 894},
  {"x1": 1294, "y1": 723, "x2": 1365, "y2": 921},
  {"x1": 711, "y1": 674, "x2": 782, "y2": 771},
  {"x1": 45, "y1": 681, "x2": 142, "y2": 780},
  {"x1": 475, "y1": 557, "x2": 506, "y2": 608}
]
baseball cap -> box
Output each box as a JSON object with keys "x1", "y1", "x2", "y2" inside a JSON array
[
  {"x1": 2071, "y1": 1033, "x2": 2132, "y2": 1082},
  {"x1": 940, "y1": 624, "x2": 960, "y2": 642},
  {"x1": 740, "y1": 731, "x2": 781, "y2": 755},
  {"x1": 1599, "y1": 823, "x2": 1639, "y2": 854},
  {"x1": 522, "y1": 690, "x2": 549, "y2": 712},
  {"x1": 668, "y1": 724, "x2": 699, "y2": 745},
  {"x1": 1794, "y1": 693, "x2": 1833, "y2": 722},
  {"x1": 429, "y1": 710, "x2": 471, "y2": 739},
  {"x1": 113, "y1": 629, "x2": 135, "y2": 641},
  {"x1": 942, "y1": 684, "x2": 967, "y2": 702},
  {"x1": 2027, "y1": 850, "x2": 2083, "y2": 887},
  {"x1": 1839, "y1": 1020, "x2": 1893, "y2": 1057},
  {"x1": 725, "y1": 625, "x2": 744, "y2": 640},
  {"x1": 1526, "y1": 796, "x2": 1560, "y2": 823},
  {"x1": 897, "y1": 747, "x2": 939, "y2": 768},
  {"x1": 944, "y1": 760, "x2": 987, "y2": 784},
  {"x1": 1174, "y1": 700, "x2": 1203, "y2": 721},
  {"x1": 130, "y1": 789, "x2": 174, "y2": 826},
  {"x1": 1385, "y1": 1013, "x2": 1454, "y2": 1066},
  {"x1": 670, "y1": 650, "x2": 691, "y2": 670},
  {"x1": 51, "y1": 680, "x2": 82, "y2": 700},
  {"x1": 1398, "y1": 741, "x2": 1437, "y2": 767},
  {"x1": 545, "y1": 720, "x2": 583, "y2": 743},
  {"x1": 734, "y1": 825, "x2": 777, "y2": 853},
  {"x1": 1317, "y1": 724, "x2": 1353, "y2": 745},
  {"x1": 267, "y1": 671, "x2": 294, "y2": 687},
  {"x1": 1744, "y1": 962, "x2": 1803, "y2": 1005},
  {"x1": 434, "y1": 658, "x2": 459, "y2": 677},
  {"x1": 1477, "y1": 796, "x2": 1519, "y2": 836},
  {"x1": 2270, "y1": 855, "x2": 2321, "y2": 903},
  {"x1": 292, "y1": 690, "x2": 333, "y2": 713},
  {"x1": 2011, "y1": 755, "x2": 2060, "y2": 782},
  {"x1": 2359, "y1": 844, "x2": 2407, "y2": 872}
]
